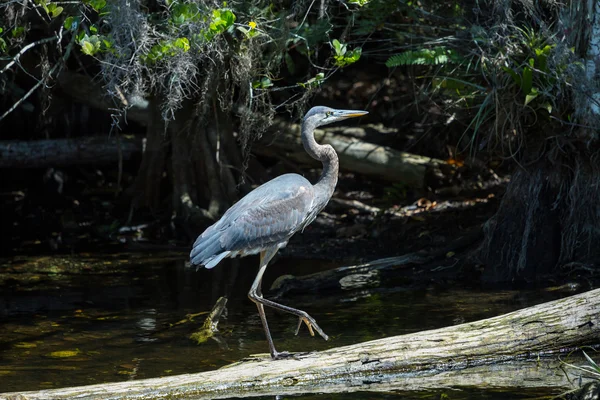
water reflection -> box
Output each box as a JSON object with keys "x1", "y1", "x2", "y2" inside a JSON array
[{"x1": 0, "y1": 252, "x2": 579, "y2": 396}]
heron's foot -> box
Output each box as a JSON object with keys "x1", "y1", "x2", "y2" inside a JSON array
[
  {"x1": 272, "y1": 350, "x2": 295, "y2": 360},
  {"x1": 295, "y1": 312, "x2": 329, "y2": 341}
]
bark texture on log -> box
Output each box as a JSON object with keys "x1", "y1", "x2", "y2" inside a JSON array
[
  {"x1": 2, "y1": 288, "x2": 598, "y2": 400},
  {"x1": 0, "y1": 136, "x2": 143, "y2": 168}
]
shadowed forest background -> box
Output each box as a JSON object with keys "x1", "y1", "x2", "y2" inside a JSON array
[
  {"x1": 1, "y1": 0, "x2": 600, "y2": 398},
  {"x1": 2, "y1": 0, "x2": 599, "y2": 284}
]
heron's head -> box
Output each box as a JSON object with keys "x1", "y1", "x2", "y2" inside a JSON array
[{"x1": 304, "y1": 106, "x2": 368, "y2": 128}]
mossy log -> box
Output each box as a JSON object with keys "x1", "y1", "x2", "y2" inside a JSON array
[{"x1": 2, "y1": 288, "x2": 598, "y2": 400}]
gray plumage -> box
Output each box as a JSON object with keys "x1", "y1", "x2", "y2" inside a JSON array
[
  {"x1": 189, "y1": 105, "x2": 368, "y2": 358},
  {"x1": 190, "y1": 173, "x2": 316, "y2": 268}
]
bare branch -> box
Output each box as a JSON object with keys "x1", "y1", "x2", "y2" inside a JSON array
[
  {"x1": 0, "y1": 35, "x2": 74, "y2": 123},
  {"x1": 0, "y1": 35, "x2": 59, "y2": 75}
]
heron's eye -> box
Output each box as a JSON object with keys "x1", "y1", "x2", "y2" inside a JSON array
[{"x1": 326, "y1": 111, "x2": 332, "y2": 117}]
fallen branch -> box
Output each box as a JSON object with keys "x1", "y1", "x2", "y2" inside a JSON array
[
  {"x1": 271, "y1": 227, "x2": 483, "y2": 296},
  {"x1": 0, "y1": 135, "x2": 143, "y2": 168},
  {"x1": 2, "y1": 288, "x2": 598, "y2": 400}
]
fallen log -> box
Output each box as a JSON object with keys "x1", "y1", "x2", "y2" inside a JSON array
[
  {"x1": 271, "y1": 227, "x2": 483, "y2": 296},
  {"x1": 2, "y1": 288, "x2": 598, "y2": 400},
  {"x1": 57, "y1": 72, "x2": 446, "y2": 187},
  {"x1": 0, "y1": 135, "x2": 143, "y2": 168},
  {"x1": 256, "y1": 119, "x2": 445, "y2": 187},
  {"x1": 0, "y1": 131, "x2": 441, "y2": 189}
]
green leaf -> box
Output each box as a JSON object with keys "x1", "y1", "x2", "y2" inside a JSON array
[
  {"x1": 174, "y1": 37, "x2": 190, "y2": 52},
  {"x1": 524, "y1": 87, "x2": 538, "y2": 105},
  {"x1": 332, "y1": 39, "x2": 344, "y2": 55},
  {"x1": 64, "y1": 16, "x2": 74, "y2": 30},
  {"x1": 0, "y1": 37, "x2": 6, "y2": 54},
  {"x1": 79, "y1": 34, "x2": 102, "y2": 56},
  {"x1": 88, "y1": 0, "x2": 106, "y2": 12},
  {"x1": 501, "y1": 66, "x2": 521, "y2": 87},
  {"x1": 81, "y1": 41, "x2": 95, "y2": 55},
  {"x1": 285, "y1": 52, "x2": 295, "y2": 75},
  {"x1": 298, "y1": 72, "x2": 324, "y2": 88},
  {"x1": 521, "y1": 64, "x2": 533, "y2": 97},
  {"x1": 46, "y1": 3, "x2": 63, "y2": 18},
  {"x1": 541, "y1": 102, "x2": 552, "y2": 113},
  {"x1": 347, "y1": 47, "x2": 361, "y2": 63},
  {"x1": 348, "y1": 0, "x2": 370, "y2": 5},
  {"x1": 11, "y1": 26, "x2": 25, "y2": 38},
  {"x1": 386, "y1": 47, "x2": 461, "y2": 67}
]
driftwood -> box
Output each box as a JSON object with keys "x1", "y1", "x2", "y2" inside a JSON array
[
  {"x1": 2, "y1": 288, "x2": 598, "y2": 400},
  {"x1": 256, "y1": 119, "x2": 445, "y2": 187},
  {"x1": 0, "y1": 136, "x2": 143, "y2": 168},
  {"x1": 271, "y1": 227, "x2": 483, "y2": 296}
]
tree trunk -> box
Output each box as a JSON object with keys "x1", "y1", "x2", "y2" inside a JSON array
[
  {"x1": 480, "y1": 2, "x2": 600, "y2": 283},
  {"x1": 1, "y1": 288, "x2": 598, "y2": 400},
  {"x1": 128, "y1": 98, "x2": 166, "y2": 214}
]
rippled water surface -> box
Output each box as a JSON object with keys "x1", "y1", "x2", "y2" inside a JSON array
[{"x1": 0, "y1": 252, "x2": 580, "y2": 397}]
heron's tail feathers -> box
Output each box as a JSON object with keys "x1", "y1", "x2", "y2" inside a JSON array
[{"x1": 190, "y1": 231, "x2": 229, "y2": 269}]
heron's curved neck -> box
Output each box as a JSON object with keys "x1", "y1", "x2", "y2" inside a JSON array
[{"x1": 301, "y1": 120, "x2": 339, "y2": 203}]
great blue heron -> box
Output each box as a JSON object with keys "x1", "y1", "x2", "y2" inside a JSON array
[{"x1": 190, "y1": 106, "x2": 368, "y2": 358}]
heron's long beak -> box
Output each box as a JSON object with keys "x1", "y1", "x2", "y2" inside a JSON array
[{"x1": 334, "y1": 110, "x2": 369, "y2": 119}]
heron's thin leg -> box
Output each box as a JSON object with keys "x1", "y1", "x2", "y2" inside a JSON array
[
  {"x1": 248, "y1": 248, "x2": 328, "y2": 356},
  {"x1": 248, "y1": 247, "x2": 281, "y2": 358}
]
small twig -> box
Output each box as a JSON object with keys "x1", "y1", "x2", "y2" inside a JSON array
[
  {"x1": 0, "y1": 33, "x2": 74, "y2": 123},
  {"x1": 330, "y1": 197, "x2": 381, "y2": 214},
  {"x1": 0, "y1": 35, "x2": 59, "y2": 75}
]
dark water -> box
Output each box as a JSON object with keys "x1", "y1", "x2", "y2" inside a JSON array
[{"x1": 0, "y1": 252, "x2": 582, "y2": 397}]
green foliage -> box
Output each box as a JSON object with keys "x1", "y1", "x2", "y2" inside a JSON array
[
  {"x1": 237, "y1": 21, "x2": 259, "y2": 40},
  {"x1": 582, "y1": 350, "x2": 600, "y2": 377},
  {"x1": 11, "y1": 26, "x2": 26, "y2": 38},
  {"x1": 561, "y1": 349, "x2": 600, "y2": 382},
  {"x1": 170, "y1": 2, "x2": 200, "y2": 25},
  {"x1": 78, "y1": 33, "x2": 114, "y2": 56},
  {"x1": 297, "y1": 72, "x2": 325, "y2": 89},
  {"x1": 499, "y1": 28, "x2": 563, "y2": 108},
  {"x1": 252, "y1": 76, "x2": 272, "y2": 89},
  {"x1": 348, "y1": 0, "x2": 371, "y2": 6},
  {"x1": 206, "y1": 8, "x2": 236, "y2": 39},
  {"x1": 142, "y1": 38, "x2": 191, "y2": 63},
  {"x1": 331, "y1": 39, "x2": 362, "y2": 68},
  {"x1": 139, "y1": 6, "x2": 235, "y2": 63},
  {"x1": 351, "y1": 0, "x2": 401, "y2": 36},
  {"x1": 83, "y1": 0, "x2": 107, "y2": 12},
  {"x1": 386, "y1": 47, "x2": 462, "y2": 67},
  {"x1": 35, "y1": 0, "x2": 64, "y2": 18},
  {"x1": 63, "y1": 16, "x2": 76, "y2": 31},
  {"x1": 0, "y1": 28, "x2": 6, "y2": 54}
]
